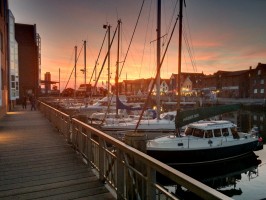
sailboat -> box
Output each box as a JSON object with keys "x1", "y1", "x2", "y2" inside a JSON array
[
  {"x1": 146, "y1": 0, "x2": 263, "y2": 165},
  {"x1": 101, "y1": 0, "x2": 181, "y2": 134}
]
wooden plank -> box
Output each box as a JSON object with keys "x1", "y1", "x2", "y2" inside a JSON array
[{"x1": 0, "y1": 108, "x2": 115, "y2": 200}]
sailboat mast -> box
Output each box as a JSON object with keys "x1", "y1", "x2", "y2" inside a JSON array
[
  {"x1": 74, "y1": 45, "x2": 77, "y2": 98},
  {"x1": 156, "y1": 0, "x2": 161, "y2": 119},
  {"x1": 84, "y1": 40, "x2": 87, "y2": 85},
  {"x1": 177, "y1": 0, "x2": 183, "y2": 111},
  {"x1": 116, "y1": 20, "x2": 121, "y2": 115},
  {"x1": 107, "y1": 25, "x2": 111, "y2": 102}
]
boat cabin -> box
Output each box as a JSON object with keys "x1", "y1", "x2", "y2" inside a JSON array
[{"x1": 184, "y1": 121, "x2": 240, "y2": 139}]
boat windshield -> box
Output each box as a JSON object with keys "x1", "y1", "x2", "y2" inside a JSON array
[{"x1": 184, "y1": 127, "x2": 193, "y2": 136}]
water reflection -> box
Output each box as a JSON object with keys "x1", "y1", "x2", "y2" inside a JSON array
[
  {"x1": 222, "y1": 109, "x2": 266, "y2": 142},
  {"x1": 159, "y1": 152, "x2": 261, "y2": 199}
]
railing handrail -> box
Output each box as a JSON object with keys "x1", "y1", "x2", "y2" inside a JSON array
[{"x1": 38, "y1": 100, "x2": 232, "y2": 200}]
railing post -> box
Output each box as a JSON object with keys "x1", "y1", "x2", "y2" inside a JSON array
[
  {"x1": 146, "y1": 166, "x2": 156, "y2": 200},
  {"x1": 124, "y1": 132, "x2": 147, "y2": 199},
  {"x1": 87, "y1": 130, "x2": 92, "y2": 164},
  {"x1": 99, "y1": 138, "x2": 105, "y2": 182},
  {"x1": 116, "y1": 149, "x2": 125, "y2": 200}
]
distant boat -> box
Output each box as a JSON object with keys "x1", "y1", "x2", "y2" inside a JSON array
[
  {"x1": 67, "y1": 95, "x2": 127, "y2": 115},
  {"x1": 101, "y1": 111, "x2": 177, "y2": 133},
  {"x1": 146, "y1": 120, "x2": 263, "y2": 166}
]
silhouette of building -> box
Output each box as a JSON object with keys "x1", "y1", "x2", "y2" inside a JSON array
[
  {"x1": 40, "y1": 72, "x2": 59, "y2": 95},
  {"x1": 15, "y1": 23, "x2": 41, "y2": 99}
]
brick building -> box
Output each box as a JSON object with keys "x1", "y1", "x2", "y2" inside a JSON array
[
  {"x1": 249, "y1": 63, "x2": 266, "y2": 99},
  {"x1": 15, "y1": 23, "x2": 41, "y2": 99}
]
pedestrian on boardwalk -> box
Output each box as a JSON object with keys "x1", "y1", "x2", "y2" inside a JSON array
[
  {"x1": 29, "y1": 94, "x2": 36, "y2": 111},
  {"x1": 22, "y1": 95, "x2": 27, "y2": 109}
]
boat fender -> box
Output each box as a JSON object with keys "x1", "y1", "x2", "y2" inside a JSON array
[{"x1": 208, "y1": 139, "x2": 213, "y2": 146}]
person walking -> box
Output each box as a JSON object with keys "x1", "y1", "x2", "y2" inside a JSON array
[
  {"x1": 22, "y1": 95, "x2": 27, "y2": 109},
  {"x1": 30, "y1": 94, "x2": 36, "y2": 111}
]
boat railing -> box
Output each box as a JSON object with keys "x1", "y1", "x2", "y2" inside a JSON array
[{"x1": 38, "y1": 100, "x2": 232, "y2": 200}]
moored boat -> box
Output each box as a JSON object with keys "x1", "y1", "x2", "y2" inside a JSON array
[
  {"x1": 146, "y1": 120, "x2": 263, "y2": 166},
  {"x1": 101, "y1": 111, "x2": 177, "y2": 132}
]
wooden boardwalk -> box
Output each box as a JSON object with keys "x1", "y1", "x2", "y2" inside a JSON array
[{"x1": 0, "y1": 106, "x2": 115, "y2": 200}]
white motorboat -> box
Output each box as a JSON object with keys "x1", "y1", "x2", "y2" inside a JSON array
[{"x1": 146, "y1": 120, "x2": 263, "y2": 166}]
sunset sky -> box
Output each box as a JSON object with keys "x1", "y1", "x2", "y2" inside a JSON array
[{"x1": 9, "y1": 0, "x2": 266, "y2": 90}]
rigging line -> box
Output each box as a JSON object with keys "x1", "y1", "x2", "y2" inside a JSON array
[
  {"x1": 183, "y1": 29, "x2": 196, "y2": 72},
  {"x1": 88, "y1": 29, "x2": 108, "y2": 85},
  {"x1": 94, "y1": 24, "x2": 118, "y2": 88},
  {"x1": 118, "y1": 0, "x2": 146, "y2": 78},
  {"x1": 161, "y1": 0, "x2": 178, "y2": 77},
  {"x1": 184, "y1": 5, "x2": 197, "y2": 72},
  {"x1": 139, "y1": 0, "x2": 153, "y2": 78},
  {"x1": 63, "y1": 44, "x2": 84, "y2": 91},
  {"x1": 164, "y1": 0, "x2": 178, "y2": 45},
  {"x1": 61, "y1": 48, "x2": 74, "y2": 89},
  {"x1": 134, "y1": 14, "x2": 179, "y2": 132}
]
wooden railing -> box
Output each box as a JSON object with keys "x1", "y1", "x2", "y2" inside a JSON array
[{"x1": 38, "y1": 101, "x2": 232, "y2": 200}]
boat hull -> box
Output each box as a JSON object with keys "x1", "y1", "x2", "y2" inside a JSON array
[{"x1": 147, "y1": 140, "x2": 260, "y2": 166}]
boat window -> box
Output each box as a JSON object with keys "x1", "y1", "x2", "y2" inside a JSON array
[
  {"x1": 231, "y1": 127, "x2": 240, "y2": 139},
  {"x1": 214, "y1": 129, "x2": 222, "y2": 137},
  {"x1": 184, "y1": 127, "x2": 193, "y2": 136},
  {"x1": 205, "y1": 130, "x2": 213, "y2": 138},
  {"x1": 222, "y1": 128, "x2": 229, "y2": 136},
  {"x1": 162, "y1": 114, "x2": 174, "y2": 121},
  {"x1": 193, "y1": 129, "x2": 204, "y2": 138}
]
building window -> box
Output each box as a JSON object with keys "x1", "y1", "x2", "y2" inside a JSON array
[
  {"x1": 261, "y1": 89, "x2": 264, "y2": 94},
  {"x1": 254, "y1": 89, "x2": 257, "y2": 94},
  {"x1": 261, "y1": 79, "x2": 264, "y2": 84},
  {"x1": 258, "y1": 70, "x2": 261, "y2": 75}
]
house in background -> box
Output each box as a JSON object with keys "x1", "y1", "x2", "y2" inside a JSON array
[
  {"x1": 249, "y1": 63, "x2": 266, "y2": 99},
  {"x1": 169, "y1": 72, "x2": 205, "y2": 95}
]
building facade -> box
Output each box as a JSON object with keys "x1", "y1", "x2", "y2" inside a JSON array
[
  {"x1": 15, "y1": 23, "x2": 41, "y2": 99},
  {"x1": 7, "y1": 10, "x2": 19, "y2": 108},
  {"x1": 249, "y1": 63, "x2": 266, "y2": 99},
  {"x1": 0, "y1": 0, "x2": 9, "y2": 118}
]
